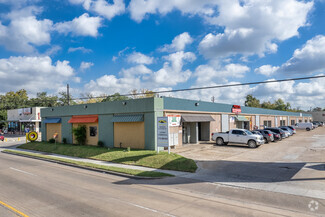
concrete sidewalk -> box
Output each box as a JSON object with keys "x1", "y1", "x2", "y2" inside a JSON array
[{"x1": 2, "y1": 147, "x2": 192, "y2": 177}]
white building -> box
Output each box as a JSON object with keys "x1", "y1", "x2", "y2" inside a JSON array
[
  {"x1": 308, "y1": 111, "x2": 325, "y2": 122},
  {"x1": 7, "y1": 107, "x2": 45, "y2": 133}
]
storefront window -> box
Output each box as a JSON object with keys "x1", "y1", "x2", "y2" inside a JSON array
[{"x1": 90, "y1": 126, "x2": 97, "y2": 137}]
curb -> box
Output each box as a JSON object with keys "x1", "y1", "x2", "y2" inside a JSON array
[{"x1": 2, "y1": 151, "x2": 166, "y2": 180}]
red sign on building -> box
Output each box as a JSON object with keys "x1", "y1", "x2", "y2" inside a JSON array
[{"x1": 232, "y1": 105, "x2": 241, "y2": 113}]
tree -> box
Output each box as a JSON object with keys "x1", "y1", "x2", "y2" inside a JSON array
[
  {"x1": 102, "y1": 93, "x2": 130, "y2": 102},
  {"x1": 312, "y1": 107, "x2": 322, "y2": 112},
  {"x1": 58, "y1": 91, "x2": 76, "y2": 106},
  {"x1": 28, "y1": 92, "x2": 58, "y2": 107},
  {"x1": 244, "y1": 95, "x2": 260, "y2": 108},
  {"x1": 130, "y1": 89, "x2": 156, "y2": 99}
]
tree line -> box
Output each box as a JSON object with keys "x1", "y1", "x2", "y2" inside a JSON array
[{"x1": 244, "y1": 94, "x2": 306, "y2": 112}]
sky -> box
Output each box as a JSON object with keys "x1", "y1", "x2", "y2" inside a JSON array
[{"x1": 0, "y1": 0, "x2": 325, "y2": 110}]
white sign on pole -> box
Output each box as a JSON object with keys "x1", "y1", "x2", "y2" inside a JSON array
[
  {"x1": 167, "y1": 115, "x2": 181, "y2": 126},
  {"x1": 157, "y1": 117, "x2": 169, "y2": 153}
]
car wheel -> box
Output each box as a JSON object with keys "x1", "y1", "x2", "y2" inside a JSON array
[
  {"x1": 216, "y1": 137, "x2": 224, "y2": 146},
  {"x1": 247, "y1": 140, "x2": 257, "y2": 148},
  {"x1": 306, "y1": 128, "x2": 310, "y2": 131},
  {"x1": 264, "y1": 138, "x2": 268, "y2": 144}
]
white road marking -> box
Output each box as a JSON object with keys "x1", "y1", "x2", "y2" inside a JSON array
[
  {"x1": 110, "y1": 197, "x2": 176, "y2": 217},
  {"x1": 9, "y1": 167, "x2": 37, "y2": 176}
]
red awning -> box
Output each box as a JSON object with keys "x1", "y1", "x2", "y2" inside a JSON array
[{"x1": 68, "y1": 115, "x2": 98, "y2": 123}]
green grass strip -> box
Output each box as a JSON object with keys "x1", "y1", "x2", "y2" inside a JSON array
[
  {"x1": 18, "y1": 142, "x2": 197, "y2": 173},
  {"x1": 3, "y1": 149, "x2": 174, "y2": 178}
]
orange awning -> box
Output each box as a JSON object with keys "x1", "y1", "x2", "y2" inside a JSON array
[{"x1": 68, "y1": 115, "x2": 98, "y2": 123}]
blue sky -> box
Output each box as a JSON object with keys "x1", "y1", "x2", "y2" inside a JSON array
[{"x1": 0, "y1": 0, "x2": 325, "y2": 109}]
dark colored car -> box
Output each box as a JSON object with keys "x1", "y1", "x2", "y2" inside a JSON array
[
  {"x1": 279, "y1": 126, "x2": 293, "y2": 136},
  {"x1": 253, "y1": 130, "x2": 273, "y2": 143},
  {"x1": 269, "y1": 131, "x2": 281, "y2": 142},
  {"x1": 265, "y1": 128, "x2": 287, "y2": 139},
  {"x1": 285, "y1": 126, "x2": 296, "y2": 134}
]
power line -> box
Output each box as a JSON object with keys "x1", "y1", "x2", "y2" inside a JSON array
[{"x1": 73, "y1": 75, "x2": 325, "y2": 100}]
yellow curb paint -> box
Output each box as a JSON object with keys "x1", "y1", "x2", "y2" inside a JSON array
[{"x1": 0, "y1": 200, "x2": 29, "y2": 217}]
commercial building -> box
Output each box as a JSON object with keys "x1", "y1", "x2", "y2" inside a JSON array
[
  {"x1": 41, "y1": 97, "x2": 312, "y2": 150},
  {"x1": 7, "y1": 107, "x2": 44, "y2": 133},
  {"x1": 308, "y1": 111, "x2": 325, "y2": 122}
]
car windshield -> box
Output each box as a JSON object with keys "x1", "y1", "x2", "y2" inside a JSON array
[{"x1": 244, "y1": 130, "x2": 253, "y2": 135}]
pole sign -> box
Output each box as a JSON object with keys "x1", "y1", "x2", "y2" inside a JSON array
[{"x1": 157, "y1": 117, "x2": 169, "y2": 148}]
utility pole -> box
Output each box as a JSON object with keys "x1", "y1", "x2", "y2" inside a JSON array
[
  {"x1": 67, "y1": 84, "x2": 70, "y2": 105},
  {"x1": 211, "y1": 96, "x2": 215, "y2": 103}
]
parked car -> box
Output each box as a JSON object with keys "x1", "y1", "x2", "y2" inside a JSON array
[
  {"x1": 265, "y1": 128, "x2": 288, "y2": 139},
  {"x1": 212, "y1": 129, "x2": 264, "y2": 148},
  {"x1": 269, "y1": 131, "x2": 282, "y2": 142},
  {"x1": 279, "y1": 126, "x2": 294, "y2": 136},
  {"x1": 0, "y1": 135, "x2": 4, "y2": 141},
  {"x1": 313, "y1": 121, "x2": 323, "y2": 127},
  {"x1": 295, "y1": 122, "x2": 314, "y2": 131},
  {"x1": 286, "y1": 126, "x2": 296, "y2": 134},
  {"x1": 252, "y1": 130, "x2": 273, "y2": 143}
]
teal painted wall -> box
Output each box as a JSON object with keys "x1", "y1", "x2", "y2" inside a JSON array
[
  {"x1": 61, "y1": 116, "x2": 72, "y2": 144},
  {"x1": 41, "y1": 118, "x2": 46, "y2": 141},
  {"x1": 41, "y1": 98, "x2": 158, "y2": 117},
  {"x1": 41, "y1": 97, "x2": 163, "y2": 150},
  {"x1": 163, "y1": 97, "x2": 312, "y2": 117},
  {"x1": 98, "y1": 114, "x2": 114, "y2": 148}
]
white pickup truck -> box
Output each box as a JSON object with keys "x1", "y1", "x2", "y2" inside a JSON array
[{"x1": 211, "y1": 129, "x2": 264, "y2": 148}]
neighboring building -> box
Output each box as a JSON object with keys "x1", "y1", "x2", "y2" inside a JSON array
[
  {"x1": 7, "y1": 107, "x2": 44, "y2": 133},
  {"x1": 41, "y1": 97, "x2": 312, "y2": 150},
  {"x1": 308, "y1": 111, "x2": 325, "y2": 122}
]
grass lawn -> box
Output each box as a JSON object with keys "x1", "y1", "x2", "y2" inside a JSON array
[
  {"x1": 18, "y1": 142, "x2": 197, "y2": 173},
  {"x1": 3, "y1": 150, "x2": 173, "y2": 178}
]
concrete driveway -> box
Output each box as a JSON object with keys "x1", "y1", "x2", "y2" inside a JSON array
[{"x1": 173, "y1": 127, "x2": 325, "y2": 200}]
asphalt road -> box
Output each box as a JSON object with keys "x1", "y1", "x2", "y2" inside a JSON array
[{"x1": 0, "y1": 152, "x2": 320, "y2": 217}]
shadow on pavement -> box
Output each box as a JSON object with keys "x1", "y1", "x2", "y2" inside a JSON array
[{"x1": 114, "y1": 160, "x2": 325, "y2": 186}]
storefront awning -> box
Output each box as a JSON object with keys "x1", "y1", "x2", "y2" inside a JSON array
[
  {"x1": 235, "y1": 115, "x2": 249, "y2": 122},
  {"x1": 111, "y1": 114, "x2": 144, "y2": 122},
  {"x1": 43, "y1": 118, "x2": 61, "y2": 124},
  {"x1": 68, "y1": 115, "x2": 98, "y2": 123},
  {"x1": 181, "y1": 114, "x2": 215, "y2": 122}
]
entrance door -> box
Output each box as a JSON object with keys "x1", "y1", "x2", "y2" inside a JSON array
[{"x1": 244, "y1": 121, "x2": 249, "y2": 130}]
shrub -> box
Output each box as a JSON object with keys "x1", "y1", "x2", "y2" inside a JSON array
[
  {"x1": 97, "y1": 141, "x2": 104, "y2": 147},
  {"x1": 62, "y1": 138, "x2": 67, "y2": 144},
  {"x1": 49, "y1": 138, "x2": 55, "y2": 143},
  {"x1": 72, "y1": 125, "x2": 87, "y2": 146}
]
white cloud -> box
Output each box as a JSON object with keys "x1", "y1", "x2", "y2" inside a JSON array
[
  {"x1": 54, "y1": 13, "x2": 102, "y2": 37},
  {"x1": 80, "y1": 61, "x2": 94, "y2": 71},
  {"x1": 281, "y1": 35, "x2": 325, "y2": 74},
  {"x1": 0, "y1": 7, "x2": 52, "y2": 53},
  {"x1": 128, "y1": 0, "x2": 312, "y2": 58},
  {"x1": 195, "y1": 63, "x2": 249, "y2": 84},
  {"x1": 159, "y1": 32, "x2": 193, "y2": 52},
  {"x1": 127, "y1": 52, "x2": 154, "y2": 65},
  {"x1": 199, "y1": 0, "x2": 313, "y2": 58},
  {"x1": 69, "y1": 0, "x2": 125, "y2": 20},
  {"x1": 128, "y1": 0, "x2": 216, "y2": 23},
  {"x1": 68, "y1": 47, "x2": 93, "y2": 53},
  {"x1": 0, "y1": 56, "x2": 75, "y2": 94},
  {"x1": 255, "y1": 65, "x2": 279, "y2": 76},
  {"x1": 84, "y1": 51, "x2": 196, "y2": 95},
  {"x1": 153, "y1": 51, "x2": 196, "y2": 85}
]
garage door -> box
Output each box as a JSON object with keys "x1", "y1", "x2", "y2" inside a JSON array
[
  {"x1": 114, "y1": 122, "x2": 145, "y2": 149},
  {"x1": 46, "y1": 123, "x2": 61, "y2": 142}
]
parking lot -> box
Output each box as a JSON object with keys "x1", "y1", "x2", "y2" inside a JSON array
[{"x1": 173, "y1": 127, "x2": 325, "y2": 200}]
